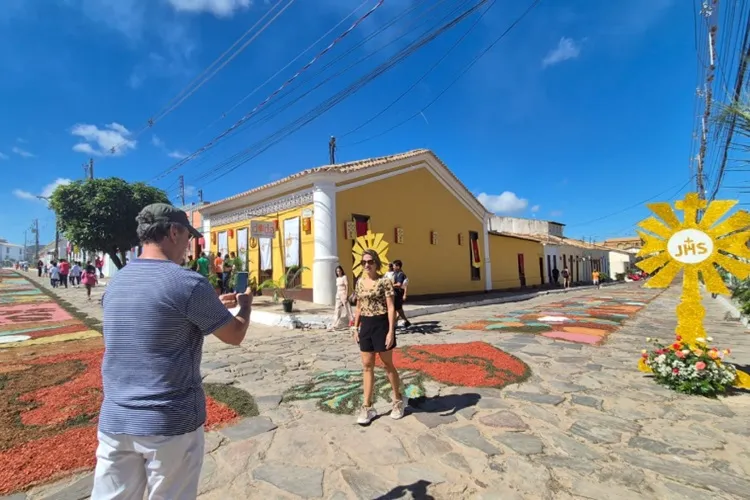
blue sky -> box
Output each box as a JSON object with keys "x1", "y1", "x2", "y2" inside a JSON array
[{"x1": 1, "y1": 0, "x2": 734, "y2": 248}]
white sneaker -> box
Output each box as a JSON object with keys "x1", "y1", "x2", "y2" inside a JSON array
[
  {"x1": 357, "y1": 406, "x2": 377, "y2": 425},
  {"x1": 390, "y1": 399, "x2": 405, "y2": 420}
]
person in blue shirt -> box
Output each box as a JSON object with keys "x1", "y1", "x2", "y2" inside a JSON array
[{"x1": 91, "y1": 203, "x2": 252, "y2": 500}]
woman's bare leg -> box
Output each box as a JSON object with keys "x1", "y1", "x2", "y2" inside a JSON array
[
  {"x1": 377, "y1": 351, "x2": 402, "y2": 401},
  {"x1": 360, "y1": 352, "x2": 376, "y2": 406}
]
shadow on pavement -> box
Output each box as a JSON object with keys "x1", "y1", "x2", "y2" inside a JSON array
[
  {"x1": 408, "y1": 393, "x2": 480, "y2": 416},
  {"x1": 399, "y1": 320, "x2": 444, "y2": 335},
  {"x1": 376, "y1": 480, "x2": 433, "y2": 500}
]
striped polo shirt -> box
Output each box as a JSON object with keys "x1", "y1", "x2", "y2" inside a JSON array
[{"x1": 99, "y1": 258, "x2": 233, "y2": 436}]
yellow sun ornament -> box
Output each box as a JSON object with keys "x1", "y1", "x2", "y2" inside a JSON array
[
  {"x1": 635, "y1": 192, "x2": 750, "y2": 388},
  {"x1": 352, "y1": 230, "x2": 390, "y2": 278}
]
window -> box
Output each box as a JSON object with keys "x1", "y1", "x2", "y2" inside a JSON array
[{"x1": 469, "y1": 231, "x2": 481, "y2": 281}]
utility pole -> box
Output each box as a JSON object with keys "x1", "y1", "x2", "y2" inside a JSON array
[
  {"x1": 23, "y1": 230, "x2": 27, "y2": 262},
  {"x1": 328, "y1": 136, "x2": 337, "y2": 164},
  {"x1": 179, "y1": 175, "x2": 185, "y2": 207},
  {"x1": 31, "y1": 219, "x2": 39, "y2": 261},
  {"x1": 198, "y1": 189, "x2": 203, "y2": 203},
  {"x1": 89, "y1": 158, "x2": 94, "y2": 179}
]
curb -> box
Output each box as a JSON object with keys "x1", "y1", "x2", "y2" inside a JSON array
[{"x1": 254, "y1": 281, "x2": 629, "y2": 330}]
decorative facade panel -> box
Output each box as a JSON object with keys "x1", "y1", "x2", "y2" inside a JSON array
[{"x1": 208, "y1": 190, "x2": 313, "y2": 227}]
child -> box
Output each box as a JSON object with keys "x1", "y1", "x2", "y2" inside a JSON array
[
  {"x1": 70, "y1": 261, "x2": 82, "y2": 287},
  {"x1": 81, "y1": 264, "x2": 98, "y2": 301},
  {"x1": 49, "y1": 262, "x2": 60, "y2": 288}
]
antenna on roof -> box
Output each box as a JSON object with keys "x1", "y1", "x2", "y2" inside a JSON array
[{"x1": 329, "y1": 136, "x2": 337, "y2": 164}]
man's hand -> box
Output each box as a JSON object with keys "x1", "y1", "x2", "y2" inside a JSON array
[
  {"x1": 237, "y1": 291, "x2": 253, "y2": 309},
  {"x1": 219, "y1": 293, "x2": 238, "y2": 309}
]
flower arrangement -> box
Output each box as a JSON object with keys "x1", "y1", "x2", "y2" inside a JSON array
[{"x1": 640, "y1": 336, "x2": 737, "y2": 396}]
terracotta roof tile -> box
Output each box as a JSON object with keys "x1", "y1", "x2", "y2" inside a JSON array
[{"x1": 203, "y1": 149, "x2": 434, "y2": 210}]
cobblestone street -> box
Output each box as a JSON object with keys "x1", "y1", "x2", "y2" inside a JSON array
[{"x1": 20, "y1": 274, "x2": 750, "y2": 500}]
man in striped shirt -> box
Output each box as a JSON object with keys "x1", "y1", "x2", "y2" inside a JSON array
[{"x1": 92, "y1": 203, "x2": 252, "y2": 500}]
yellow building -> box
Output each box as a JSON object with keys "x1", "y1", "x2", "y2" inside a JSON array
[
  {"x1": 488, "y1": 232, "x2": 544, "y2": 290},
  {"x1": 199, "y1": 149, "x2": 493, "y2": 305}
]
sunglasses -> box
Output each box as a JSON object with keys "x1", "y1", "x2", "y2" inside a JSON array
[{"x1": 362, "y1": 259, "x2": 375, "y2": 266}]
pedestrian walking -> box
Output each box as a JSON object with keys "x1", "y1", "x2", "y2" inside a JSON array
[
  {"x1": 49, "y1": 262, "x2": 60, "y2": 288},
  {"x1": 91, "y1": 203, "x2": 252, "y2": 500},
  {"x1": 37, "y1": 259, "x2": 44, "y2": 277},
  {"x1": 592, "y1": 269, "x2": 601, "y2": 289},
  {"x1": 352, "y1": 249, "x2": 404, "y2": 425},
  {"x1": 391, "y1": 260, "x2": 411, "y2": 328},
  {"x1": 81, "y1": 264, "x2": 98, "y2": 300},
  {"x1": 222, "y1": 254, "x2": 233, "y2": 293},
  {"x1": 70, "y1": 261, "x2": 82, "y2": 287},
  {"x1": 95, "y1": 256, "x2": 104, "y2": 278},
  {"x1": 328, "y1": 266, "x2": 353, "y2": 331},
  {"x1": 58, "y1": 259, "x2": 70, "y2": 289},
  {"x1": 562, "y1": 266, "x2": 570, "y2": 290}
]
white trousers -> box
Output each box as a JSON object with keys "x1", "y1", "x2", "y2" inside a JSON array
[{"x1": 91, "y1": 426, "x2": 205, "y2": 500}]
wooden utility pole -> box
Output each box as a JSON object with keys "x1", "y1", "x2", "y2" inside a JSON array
[
  {"x1": 89, "y1": 158, "x2": 94, "y2": 179},
  {"x1": 179, "y1": 175, "x2": 185, "y2": 206},
  {"x1": 198, "y1": 189, "x2": 203, "y2": 203}
]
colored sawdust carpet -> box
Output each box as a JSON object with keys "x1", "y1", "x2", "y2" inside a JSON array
[
  {"x1": 0, "y1": 271, "x2": 257, "y2": 494},
  {"x1": 454, "y1": 288, "x2": 663, "y2": 345},
  {"x1": 283, "y1": 342, "x2": 530, "y2": 414}
]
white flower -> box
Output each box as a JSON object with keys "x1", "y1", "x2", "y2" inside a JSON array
[
  {"x1": 696, "y1": 337, "x2": 706, "y2": 343},
  {"x1": 646, "y1": 337, "x2": 652, "y2": 342},
  {"x1": 707, "y1": 337, "x2": 714, "y2": 341}
]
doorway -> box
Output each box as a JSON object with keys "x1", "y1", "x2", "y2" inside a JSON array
[
  {"x1": 517, "y1": 253, "x2": 526, "y2": 287},
  {"x1": 539, "y1": 256, "x2": 545, "y2": 285}
]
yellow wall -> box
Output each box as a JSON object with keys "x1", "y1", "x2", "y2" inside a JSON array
[
  {"x1": 335, "y1": 166, "x2": 486, "y2": 296},
  {"x1": 489, "y1": 234, "x2": 543, "y2": 290},
  {"x1": 210, "y1": 203, "x2": 315, "y2": 289}
]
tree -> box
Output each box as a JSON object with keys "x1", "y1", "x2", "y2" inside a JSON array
[{"x1": 50, "y1": 178, "x2": 170, "y2": 269}]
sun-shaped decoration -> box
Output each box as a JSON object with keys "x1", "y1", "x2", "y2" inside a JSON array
[
  {"x1": 636, "y1": 192, "x2": 750, "y2": 385},
  {"x1": 352, "y1": 230, "x2": 390, "y2": 278}
]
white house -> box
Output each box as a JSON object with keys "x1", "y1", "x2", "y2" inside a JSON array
[
  {"x1": 0, "y1": 240, "x2": 24, "y2": 263},
  {"x1": 608, "y1": 248, "x2": 635, "y2": 277}
]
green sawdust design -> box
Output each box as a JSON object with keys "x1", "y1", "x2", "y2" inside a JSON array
[
  {"x1": 399, "y1": 346, "x2": 533, "y2": 390},
  {"x1": 283, "y1": 369, "x2": 426, "y2": 415},
  {"x1": 204, "y1": 383, "x2": 259, "y2": 417}
]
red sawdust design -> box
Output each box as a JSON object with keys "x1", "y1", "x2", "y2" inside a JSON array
[
  {"x1": 378, "y1": 342, "x2": 531, "y2": 388},
  {"x1": 0, "y1": 349, "x2": 242, "y2": 494},
  {"x1": 453, "y1": 320, "x2": 491, "y2": 331}
]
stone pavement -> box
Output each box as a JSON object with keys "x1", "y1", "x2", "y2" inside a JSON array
[{"x1": 18, "y1": 272, "x2": 750, "y2": 500}]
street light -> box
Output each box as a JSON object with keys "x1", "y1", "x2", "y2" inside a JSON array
[{"x1": 37, "y1": 196, "x2": 60, "y2": 261}]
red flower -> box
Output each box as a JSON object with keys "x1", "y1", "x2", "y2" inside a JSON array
[
  {"x1": 671, "y1": 342, "x2": 682, "y2": 350},
  {"x1": 676, "y1": 335, "x2": 682, "y2": 341},
  {"x1": 673, "y1": 368, "x2": 679, "y2": 374}
]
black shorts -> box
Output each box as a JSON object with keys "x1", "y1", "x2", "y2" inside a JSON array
[
  {"x1": 358, "y1": 315, "x2": 395, "y2": 353},
  {"x1": 393, "y1": 290, "x2": 404, "y2": 310}
]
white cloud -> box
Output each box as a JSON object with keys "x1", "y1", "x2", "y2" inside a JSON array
[
  {"x1": 12, "y1": 178, "x2": 71, "y2": 201},
  {"x1": 167, "y1": 0, "x2": 252, "y2": 17},
  {"x1": 542, "y1": 37, "x2": 581, "y2": 68},
  {"x1": 0, "y1": 152, "x2": 8, "y2": 160},
  {"x1": 184, "y1": 185, "x2": 196, "y2": 197},
  {"x1": 71, "y1": 122, "x2": 137, "y2": 156},
  {"x1": 152, "y1": 135, "x2": 165, "y2": 148},
  {"x1": 530, "y1": 205, "x2": 541, "y2": 213},
  {"x1": 477, "y1": 191, "x2": 529, "y2": 214},
  {"x1": 168, "y1": 150, "x2": 189, "y2": 159},
  {"x1": 41, "y1": 178, "x2": 72, "y2": 198},
  {"x1": 16, "y1": 137, "x2": 26, "y2": 143},
  {"x1": 12, "y1": 189, "x2": 35, "y2": 200},
  {"x1": 12, "y1": 146, "x2": 35, "y2": 158},
  {"x1": 550, "y1": 210, "x2": 564, "y2": 218}
]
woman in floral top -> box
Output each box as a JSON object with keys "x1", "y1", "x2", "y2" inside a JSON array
[{"x1": 352, "y1": 249, "x2": 404, "y2": 425}]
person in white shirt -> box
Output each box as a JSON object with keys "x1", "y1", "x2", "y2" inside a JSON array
[
  {"x1": 49, "y1": 263, "x2": 60, "y2": 288},
  {"x1": 70, "y1": 262, "x2": 82, "y2": 287}
]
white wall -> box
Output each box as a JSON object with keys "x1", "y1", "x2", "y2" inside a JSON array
[
  {"x1": 609, "y1": 250, "x2": 634, "y2": 277},
  {"x1": 0, "y1": 243, "x2": 24, "y2": 262},
  {"x1": 489, "y1": 216, "x2": 563, "y2": 237}
]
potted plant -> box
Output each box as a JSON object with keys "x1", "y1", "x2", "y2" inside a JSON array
[
  {"x1": 208, "y1": 273, "x2": 221, "y2": 295},
  {"x1": 258, "y1": 266, "x2": 309, "y2": 313},
  {"x1": 229, "y1": 255, "x2": 250, "y2": 293}
]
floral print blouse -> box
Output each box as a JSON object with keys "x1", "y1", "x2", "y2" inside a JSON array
[{"x1": 356, "y1": 277, "x2": 394, "y2": 316}]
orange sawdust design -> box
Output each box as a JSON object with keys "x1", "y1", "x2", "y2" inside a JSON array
[
  {"x1": 378, "y1": 342, "x2": 531, "y2": 388},
  {"x1": 0, "y1": 271, "x2": 247, "y2": 495}
]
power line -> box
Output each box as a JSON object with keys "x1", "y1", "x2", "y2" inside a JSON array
[
  {"x1": 152, "y1": 0, "x2": 388, "y2": 182},
  {"x1": 566, "y1": 176, "x2": 696, "y2": 229},
  {"x1": 339, "y1": 0, "x2": 497, "y2": 139},
  {"x1": 93, "y1": 0, "x2": 294, "y2": 161},
  {"x1": 193, "y1": 0, "x2": 371, "y2": 140},
  {"x1": 344, "y1": 0, "x2": 541, "y2": 147},
  {"x1": 189, "y1": 0, "x2": 502, "y2": 187},
  {"x1": 150, "y1": 0, "x2": 459, "y2": 185}
]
